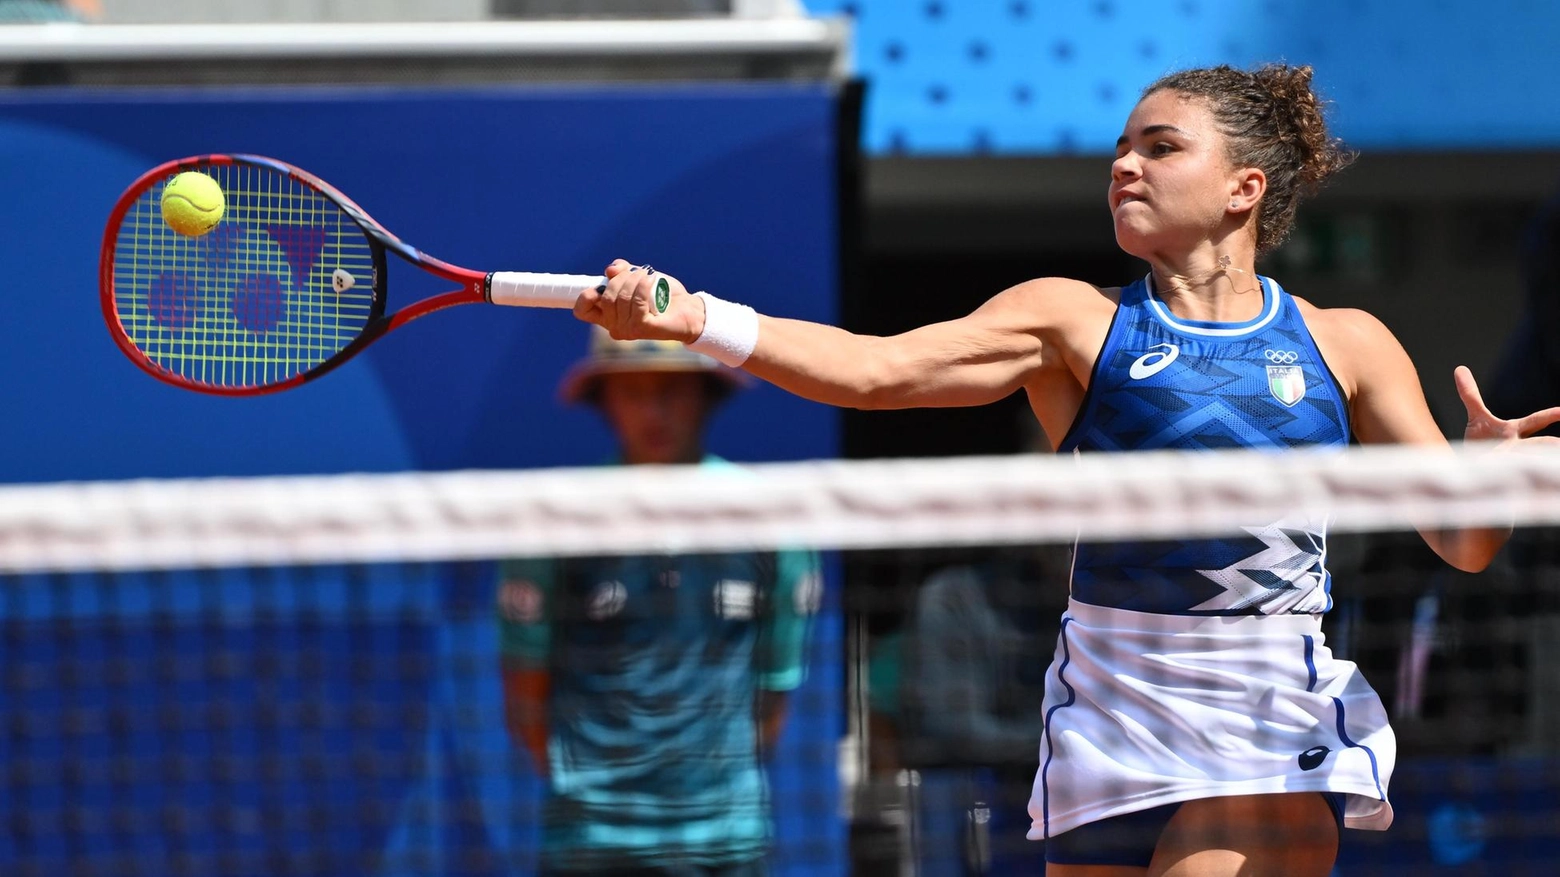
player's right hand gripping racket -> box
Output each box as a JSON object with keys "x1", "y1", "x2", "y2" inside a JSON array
[{"x1": 101, "y1": 154, "x2": 608, "y2": 395}]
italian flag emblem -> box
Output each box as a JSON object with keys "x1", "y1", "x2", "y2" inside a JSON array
[{"x1": 1267, "y1": 365, "x2": 1306, "y2": 407}]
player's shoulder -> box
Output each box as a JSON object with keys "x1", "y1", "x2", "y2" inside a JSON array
[
  {"x1": 1000, "y1": 275, "x2": 1116, "y2": 303},
  {"x1": 1289, "y1": 295, "x2": 1411, "y2": 397},
  {"x1": 982, "y1": 276, "x2": 1118, "y2": 326},
  {"x1": 1290, "y1": 295, "x2": 1399, "y2": 347}
]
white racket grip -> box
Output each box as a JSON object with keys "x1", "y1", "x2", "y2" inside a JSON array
[{"x1": 487, "y1": 272, "x2": 606, "y2": 309}]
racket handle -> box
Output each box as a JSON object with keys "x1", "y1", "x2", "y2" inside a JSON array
[{"x1": 487, "y1": 272, "x2": 606, "y2": 309}]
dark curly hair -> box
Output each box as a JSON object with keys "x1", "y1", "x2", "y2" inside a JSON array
[{"x1": 1145, "y1": 64, "x2": 1355, "y2": 255}]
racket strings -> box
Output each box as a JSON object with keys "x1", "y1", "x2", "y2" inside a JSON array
[{"x1": 112, "y1": 162, "x2": 377, "y2": 389}]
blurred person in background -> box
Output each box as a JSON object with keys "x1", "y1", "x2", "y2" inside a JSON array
[
  {"x1": 0, "y1": 0, "x2": 95, "y2": 21},
  {"x1": 898, "y1": 547, "x2": 1069, "y2": 876},
  {"x1": 497, "y1": 327, "x2": 820, "y2": 876},
  {"x1": 491, "y1": 0, "x2": 803, "y2": 19},
  {"x1": 2, "y1": 0, "x2": 96, "y2": 85}
]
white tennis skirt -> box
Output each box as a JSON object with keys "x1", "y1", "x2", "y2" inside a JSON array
[{"x1": 1029, "y1": 599, "x2": 1395, "y2": 840}]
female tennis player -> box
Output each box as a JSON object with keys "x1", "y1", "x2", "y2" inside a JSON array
[{"x1": 573, "y1": 64, "x2": 1560, "y2": 876}]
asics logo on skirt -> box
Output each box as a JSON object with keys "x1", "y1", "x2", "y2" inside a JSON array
[{"x1": 1298, "y1": 745, "x2": 1331, "y2": 771}]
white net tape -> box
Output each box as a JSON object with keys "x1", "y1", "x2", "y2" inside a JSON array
[
  {"x1": 4, "y1": 443, "x2": 1560, "y2": 573},
  {"x1": 0, "y1": 19, "x2": 849, "y2": 63}
]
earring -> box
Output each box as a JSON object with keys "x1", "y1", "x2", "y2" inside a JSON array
[{"x1": 1230, "y1": 201, "x2": 1239, "y2": 209}]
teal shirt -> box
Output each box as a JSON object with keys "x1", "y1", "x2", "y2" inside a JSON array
[
  {"x1": 0, "y1": 1, "x2": 78, "y2": 22},
  {"x1": 497, "y1": 456, "x2": 819, "y2": 868}
]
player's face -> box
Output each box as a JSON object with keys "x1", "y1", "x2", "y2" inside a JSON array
[
  {"x1": 1109, "y1": 90, "x2": 1243, "y2": 259},
  {"x1": 596, "y1": 371, "x2": 711, "y2": 465}
]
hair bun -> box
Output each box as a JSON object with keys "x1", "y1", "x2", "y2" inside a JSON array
[{"x1": 1251, "y1": 64, "x2": 1350, "y2": 190}]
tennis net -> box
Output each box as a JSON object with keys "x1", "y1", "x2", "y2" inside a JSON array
[{"x1": 3, "y1": 445, "x2": 1559, "y2": 875}]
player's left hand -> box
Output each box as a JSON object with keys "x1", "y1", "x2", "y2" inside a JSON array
[
  {"x1": 573, "y1": 259, "x2": 705, "y2": 344},
  {"x1": 1455, "y1": 365, "x2": 1560, "y2": 445}
]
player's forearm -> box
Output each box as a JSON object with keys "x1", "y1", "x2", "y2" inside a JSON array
[
  {"x1": 586, "y1": 264, "x2": 1041, "y2": 407},
  {"x1": 742, "y1": 315, "x2": 903, "y2": 409},
  {"x1": 730, "y1": 314, "x2": 1033, "y2": 410},
  {"x1": 1420, "y1": 524, "x2": 1510, "y2": 573}
]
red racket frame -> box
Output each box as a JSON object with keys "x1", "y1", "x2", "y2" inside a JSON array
[{"x1": 101, "y1": 153, "x2": 494, "y2": 396}]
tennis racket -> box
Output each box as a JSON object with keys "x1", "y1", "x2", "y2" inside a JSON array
[{"x1": 100, "y1": 153, "x2": 607, "y2": 396}]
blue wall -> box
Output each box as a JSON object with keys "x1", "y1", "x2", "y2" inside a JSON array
[{"x1": 806, "y1": 0, "x2": 1560, "y2": 154}]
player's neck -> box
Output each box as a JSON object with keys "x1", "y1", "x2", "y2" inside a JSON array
[{"x1": 1148, "y1": 248, "x2": 1262, "y2": 324}]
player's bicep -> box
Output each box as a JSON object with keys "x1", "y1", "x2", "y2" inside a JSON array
[
  {"x1": 868, "y1": 321, "x2": 1039, "y2": 407},
  {"x1": 859, "y1": 287, "x2": 1051, "y2": 409}
]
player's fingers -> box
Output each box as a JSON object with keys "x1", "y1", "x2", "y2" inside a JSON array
[
  {"x1": 625, "y1": 271, "x2": 657, "y2": 327},
  {"x1": 572, "y1": 287, "x2": 603, "y2": 323},
  {"x1": 602, "y1": 267, "x2": 638, "y2": 306},
  {"x1": 1516, "y1": 406, "x2": 1560, "y2": 437},
  {"x1": 603, "y1": 259, "x2": 634, "y2": 279},
  {"x1": 614, "y1": 273, "x2": 638, "y2": 332},
  {"x1": 589, "y1": 275, "x2": 623, "y2": 334},
  {"x1": 1454, "y1": 366, "x2": 1493, "y2": 422}
]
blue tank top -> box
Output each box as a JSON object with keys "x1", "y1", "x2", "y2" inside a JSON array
[{"x1": 1059, "y1": 275, "x2": 1350, "y2": 616}]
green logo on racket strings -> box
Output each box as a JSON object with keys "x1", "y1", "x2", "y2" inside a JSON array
[{"x1": 654, "y1": 277, "x2": 670, "y2": 314}]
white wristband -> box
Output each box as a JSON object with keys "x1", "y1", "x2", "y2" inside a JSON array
[{"x1": 689, "y1": 291, "x2": 759, "y2": 368}]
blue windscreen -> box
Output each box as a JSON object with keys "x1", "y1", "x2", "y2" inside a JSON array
[
  {"x1": 806, "y1": 0, "x2": 1560, "y2": 154},
  {"x1": 0, "y1": 83, "x2": 841, "y2": 480}
]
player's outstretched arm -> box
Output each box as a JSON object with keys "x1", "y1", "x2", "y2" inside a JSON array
[{"x1": 574, "y1": 259, "x2": 1068, "y2": 410}]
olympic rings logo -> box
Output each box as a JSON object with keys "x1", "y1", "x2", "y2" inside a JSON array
[{"x1": 1264, "y1": 349, "x2": 1299, "y2": 364}]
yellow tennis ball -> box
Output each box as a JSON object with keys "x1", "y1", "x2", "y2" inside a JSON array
[{"x1": 160, "y1": 171, "x2": 226, "y2": 237}]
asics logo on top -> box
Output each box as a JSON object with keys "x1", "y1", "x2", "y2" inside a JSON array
[
  {"x1": 1129, "y1": 343, "x2": 1180, "y2": 380},
  {"x1": 1265, "y1": 349, "x2": 1299, "y2": 364}
]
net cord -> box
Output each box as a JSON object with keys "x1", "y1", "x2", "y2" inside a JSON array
[
  {"x1": 3, "y1": 443, "x2": 1559, "y2": 573},
  {"x1": 0, "y1": 20, "x2": 850, "y2": 64}
]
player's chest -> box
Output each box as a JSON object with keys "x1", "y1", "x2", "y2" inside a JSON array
[
  {"x1": 1109, "y1": 316, "x2": 1331, "y2": 400},
  {"x1": 1082, "y1": 325, "x2": 1348, "y2": 450}
]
